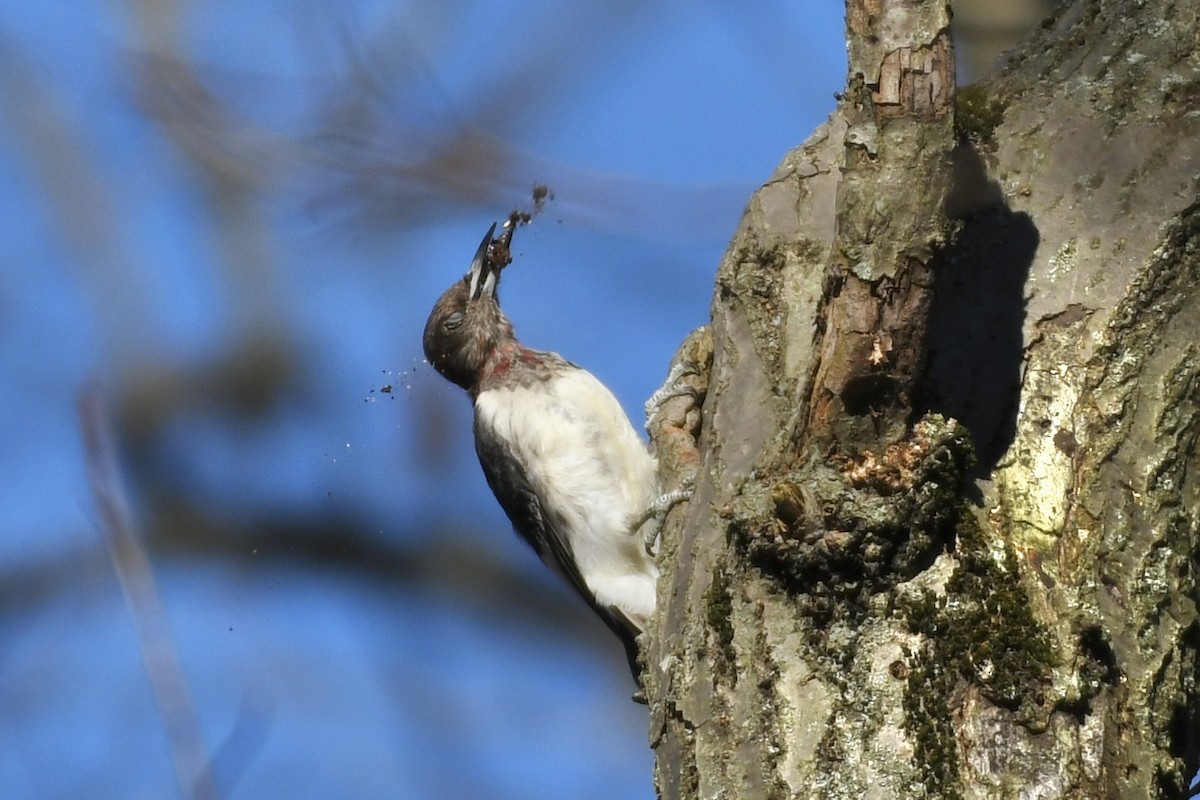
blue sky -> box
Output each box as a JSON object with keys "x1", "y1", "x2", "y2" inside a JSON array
[{"x1": 0, "y1": 2, "x2": 845, "y2": 797}]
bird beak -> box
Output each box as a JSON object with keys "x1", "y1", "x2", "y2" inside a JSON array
[{"x1": 467, "y1": 222, "x2": 499, "y2": 300}]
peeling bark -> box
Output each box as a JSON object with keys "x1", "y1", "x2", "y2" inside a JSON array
[{"x1": 645, "y1": 0, "x2": 1200, "y2": 797}]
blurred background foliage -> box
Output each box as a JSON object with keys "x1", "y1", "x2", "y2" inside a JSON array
[{"x1": 0, "y1": 2, "x2": 1052, "y2": 798}]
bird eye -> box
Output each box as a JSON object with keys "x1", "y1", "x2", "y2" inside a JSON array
[{"x1": 444, "y1": 311, "x2": 465, "y2": 330}]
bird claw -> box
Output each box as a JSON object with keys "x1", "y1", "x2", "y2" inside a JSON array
[
  {"x1": 635, "y1": 478, "x2": 695, "y2": 556},
  {"x1": 644, "y1": 361, "x2": 702, "y2": 431}
]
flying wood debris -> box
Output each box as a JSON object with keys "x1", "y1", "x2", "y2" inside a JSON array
[{"x1": 488, "y1": 184, "x2": 555, "y2": 274}]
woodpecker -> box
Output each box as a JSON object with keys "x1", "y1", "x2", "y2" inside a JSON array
[{"x1": 422, "y1": 222, "x2": 662, "y2": 682}]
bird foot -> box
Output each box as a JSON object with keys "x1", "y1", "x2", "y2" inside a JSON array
[
  {"x1": 644, "y1": 361, "x2": 701, "y2": 432},
  {"x1": 634, "y1": 478, "x2": 695, "y2": 556}
]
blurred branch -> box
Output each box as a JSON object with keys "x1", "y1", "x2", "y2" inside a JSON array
[
  {"x1": 952, "y1": 0, "x2": 1060, "y2": 79},
  {"x1": 128, "y1": 49, "x2": 297, "y2": 407},
  {"x1": 79, "y1": 385, "x2": 220, "y2": 800},
  {"x1": 0, "y1": 34, "x2": 296, "y2": 446},
  {"x1": 0, "y1": 38, "x2": 159, "y2": 363},
  {"x1": 300, "y1": 3, "x2": 750, "y2": 246}
]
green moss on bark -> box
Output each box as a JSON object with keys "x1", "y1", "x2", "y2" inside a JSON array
[
  {"x1": 901, "y1": 511, "x2": 1058, "y2": 797},
  {"x1": 954, "y1": 84, "x2": 1007, "y2": 147}
]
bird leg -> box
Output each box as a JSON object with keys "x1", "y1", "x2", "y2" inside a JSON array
[
  {"x1": 634, "y1": 476, "x2": 696, "y2": 556},
  {"x1": 640, "y1": 327, "x2": 712, "y2": 555},
  {"x1": 643, "y1": 360, "x2": 700, "y2": 432}
]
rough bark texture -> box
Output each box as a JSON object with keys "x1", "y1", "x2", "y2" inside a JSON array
[{"x1": 644, "y1": 0, "x2": 1200, "y2": 797}]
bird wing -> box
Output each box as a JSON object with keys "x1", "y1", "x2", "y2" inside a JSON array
[
  {"x1": 473, "y1": 410, "x2": 587, "y2": 593},
  {"x1": 473, "y1": 411, "x2": 642, "y2": 670}
]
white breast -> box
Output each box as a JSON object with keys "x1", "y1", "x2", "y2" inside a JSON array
[{"x1": 475, "y1": 369, "x2": 660, "y2": 627}]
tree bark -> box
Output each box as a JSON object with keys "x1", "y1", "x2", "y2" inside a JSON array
[{"x1": 644, "y1": 0, "x2": 1200, "y2": 797}]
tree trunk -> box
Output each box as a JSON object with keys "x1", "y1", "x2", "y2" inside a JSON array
[{"x1": 644, "y1": 0, "x2": 1200, "y2": 797}]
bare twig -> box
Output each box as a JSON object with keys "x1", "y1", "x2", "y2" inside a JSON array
[{"x1": 78, "y1": 385, "x2": 220, "y2": 800}]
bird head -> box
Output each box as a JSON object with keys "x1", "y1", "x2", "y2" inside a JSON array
[{"x1": 423, "y1": 223, "x2": 516, "y2": 391}]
